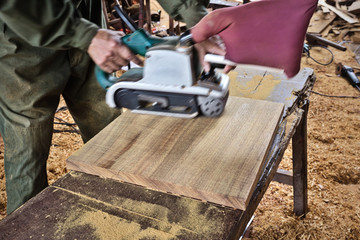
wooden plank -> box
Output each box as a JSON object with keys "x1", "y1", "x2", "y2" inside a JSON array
[
  {"x1": 231, "y1": 108, "x2": 301, "y2": 238},
  {"x1": 348, "y1": 1, "x2": 360, "y2": 14},
  {"x1": 0, "y1": 172, "x2": 242, "y2": 239},
  {"x1": 273, "y1": 168, "x2": 293, "y2": 186},
  {"x1": 209, "y1": 0, "x2": 239, "y2": 9},
  {"x1": 307, "y1": 10, "x2": 337, "y2": 34},
  {"x1": 228, "y1": 67, "x2": 314, "y2": 117},
  {"x1": 321, "y1": 6, "x2": 330, "y2": 14},
  {"x1": 319, "y1": 0, "x2": 359, "y2": 24},
  {"x1": 67, "y1": 97, "x2": 284, "y2": 210}
]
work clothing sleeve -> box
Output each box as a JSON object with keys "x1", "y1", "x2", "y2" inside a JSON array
[
  {"x1": 156, "y1": 0, "x2": 209, "y2": 28},
  {"x1": 190, "y1": 0, "x2": 318, "y2": 78},
  {"x1": 0, "y1": 0, "x2": 99, "y2": 51}
]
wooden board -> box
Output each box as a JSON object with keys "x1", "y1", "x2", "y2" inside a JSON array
[
  {"x1": 67, "y1": 96, "x2": 284, "y2": 210},
  {"x1": 0, "y1": 172, "x2": 242, "y2": 239},
  {"x1": 349, "y1": 1, "x2": 360, "y2": 15},
  {"x1": 319, "y1": 0, "x2": 359, "y2": 24},
  {"x1": 227, "y1": 67, "x2": 314, "y2": 117},
  {"x1": 307, "y1": 10, "x2": 337, "y2": 34}
]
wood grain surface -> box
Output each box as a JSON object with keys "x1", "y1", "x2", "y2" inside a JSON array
[{"x1": 67, "y1": 96, "x2": 284, "y2": 210}]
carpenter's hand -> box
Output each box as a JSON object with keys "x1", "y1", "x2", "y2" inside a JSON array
[
  {"x1": 190, "y1": 0, "x2": 318, "y2": 78},
  {"x1": 88, "y1": 29, "x2": 143, "y2": 73},
  {"x1": 194, "y1": 36, "x2": 231, "y2": 73}
]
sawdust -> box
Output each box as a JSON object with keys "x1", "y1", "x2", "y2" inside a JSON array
[
  {"x1": 55, "y1": 207, "x2": 176, "y2": 240},
  {"x1": 248, "y1": 43, "x2": 360, "y2": 239},
  {"x1": 53, "y1": 178, "x2": 230, "y2": 239},
  {"x1": 228, "y1": 71, "x2": 282, "y2": 100}
]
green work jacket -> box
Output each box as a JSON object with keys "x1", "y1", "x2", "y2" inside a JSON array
[
  {"x1": 0, "y1": 0, "x2": 209, "y2": 51},
  {"x1": 157, "y1": 0, "x2": 209, "y2": 28}
]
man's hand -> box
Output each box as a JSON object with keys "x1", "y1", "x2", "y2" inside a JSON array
[
  {"x1": 88, "y1": 29, "x2": 143, "y2": 73},
  {"x1": 194, "y1": 36, "x2": 233, "y2": 73},
  {"x1": 190, "y1": 0, "x2": 318, "y2": 78}
]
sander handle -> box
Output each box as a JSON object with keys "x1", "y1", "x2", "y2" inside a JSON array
[
  {"x1": 204, "y1": 54, "x2": 285, "y2": 74},
  {"x1": 95, "y1": 66, "x2": 119, "y2": 89},
  {"x1": 96, "y1": 3, "x2": 167, "y2": 89}
]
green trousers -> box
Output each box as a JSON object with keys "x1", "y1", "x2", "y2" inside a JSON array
[{"x1": 0, "y1": 23, "x2": 121, "y2": 214}]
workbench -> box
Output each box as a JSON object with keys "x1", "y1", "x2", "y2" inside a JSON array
[{"x1": 0, "y1": 67, "x2": 315, "y2": 239}]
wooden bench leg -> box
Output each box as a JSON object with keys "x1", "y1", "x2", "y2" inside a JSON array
[{"x1": 292, "y1": 102, "x2": 309, "y2": 216}]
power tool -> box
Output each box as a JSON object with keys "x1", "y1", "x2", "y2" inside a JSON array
[
  {"x1": 335, "y1": 63, "x2": 360, "y2": 91},
  {"x1": 96, "y1": 2, "x2": 230, "y2": 118}
]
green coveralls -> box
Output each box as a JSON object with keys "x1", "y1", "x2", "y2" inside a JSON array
[
  {"x1": 0, "y1": 0, "x2": 209, "y2": 214},
  {"x1": 157, "y1": 0, "x2": 209, "y2": 28}
]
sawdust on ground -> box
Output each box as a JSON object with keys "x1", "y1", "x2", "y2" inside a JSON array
[
  {"x1": 0, "y1": 4, "x2": 360, "y2": 240},
  {"x1": 248, "y1": 42, "x2": 360, "y2": 239}
]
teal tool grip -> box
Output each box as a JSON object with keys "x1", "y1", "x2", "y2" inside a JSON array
[
  {"x1": 95, "y1": 66, "x2": 119, "y2": 89},
  {"x1": 121, "y1": 29, "x2": 167, "y2": 56},
  {"x1": 96, "y1": 29, "x2": 167, "y2": 89}
]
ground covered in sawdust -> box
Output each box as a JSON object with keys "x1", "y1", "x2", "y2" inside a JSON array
[
  {"x1": 249, "y1": 43, "x2": 360, "y2": 239},
  {"x1": 0, "y1": 14, "x2": 360, "y2": 240}
]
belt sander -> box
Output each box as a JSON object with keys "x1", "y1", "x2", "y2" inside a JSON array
[{"x1": 96, "y1": 4, "x2": 229, "y2": 118}]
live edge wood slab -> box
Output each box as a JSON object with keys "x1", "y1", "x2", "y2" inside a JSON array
[{"x1": 67, "y1": 96, "x2": 284, "y2": 210}]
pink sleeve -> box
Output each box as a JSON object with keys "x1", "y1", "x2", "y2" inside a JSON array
[{"x1": 191, "y1": 0, "x2": 318, "y2": 77}]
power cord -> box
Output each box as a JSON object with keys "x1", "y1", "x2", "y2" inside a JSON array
[
  {"x1": 303, "y1": 43, "x2": 334, "y2": 66},
  {"x1": 310, "y1": 90, "x2": 360, "y2": 99},
  {"x1": 54, "y1": 107, "x2": 80, "y2": 134},
  {"x1": 303, "y1": 44, "x2": 360, "y2": 98}
]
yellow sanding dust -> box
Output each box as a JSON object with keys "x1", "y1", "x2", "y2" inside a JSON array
[
  {"x1": 228, "y1": 71, "x2": 281, "y2": 100},
  {"x1": 116, "y1": 198, "x2": 227, "y2": 234},
  {"x1": 53, "y1": 179, "x2": 228, "y2": 239},
  {"x1": 58, "y1": 208, "x2": 176, "y2": 240},
  {"x1": 54, "y1": 203, "x2": 224, "y2": 239}
]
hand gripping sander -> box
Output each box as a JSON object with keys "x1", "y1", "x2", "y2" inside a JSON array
[{"x1": 96, "y1": 3, "x2": 229, "y2": 118}]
